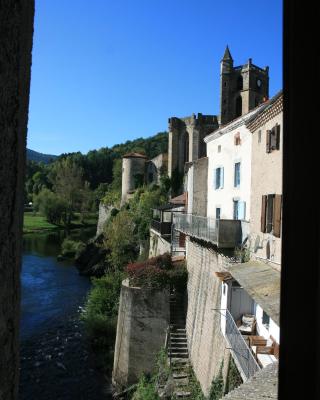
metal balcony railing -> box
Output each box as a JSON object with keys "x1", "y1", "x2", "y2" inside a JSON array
[
  {"x1": 173, "y1": 213, "x2": 243, "y2": 248},
  {"x1": 151, "y1": 220, "x2": 172, "y2": 235},
  {"x1": 222, "y1": 309, "x2": 260, "y2": 381}
]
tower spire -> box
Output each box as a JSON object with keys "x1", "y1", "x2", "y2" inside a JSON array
[{"x1": 222, "y1": 45, "x2": 233, "y2": 61}]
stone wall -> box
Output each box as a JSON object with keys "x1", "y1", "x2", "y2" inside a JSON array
[
  {"x1": 112, "y1": 280, "x2": 169, "y2": 389},
  {"x1": 149, "y1": 229, "x2": 171, "y2": 257},
  {"x1": 0, "y1": 2, "x2": 34, "y2": 399},
  {"x1": 186, "y1": 238, "x2": 231, "y2": 396},
  {"x1": 96, "y1": 202, "x2": 114, "y2": 236}
]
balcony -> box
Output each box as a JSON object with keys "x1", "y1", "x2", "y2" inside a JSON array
[
  {"x1": 151, "y1": 220, "x2": 172, "y2": 235},
  {"x1": 221, "y1": 309, "x2": 261, "y2": 381},
  {"x1": 173, "y1": 213, "x2": 243, "y2": 248}
]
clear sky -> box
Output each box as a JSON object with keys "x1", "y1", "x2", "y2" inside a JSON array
[{"x1": 27, "y1": 0, "x2": 282, "y2": 155}]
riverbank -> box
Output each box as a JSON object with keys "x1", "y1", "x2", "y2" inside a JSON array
[
  {"x1": 19, "y1": 313, "x2": 113, "y2": 400},
  {"x1": 23, "y1": 211, "x2": 98, "y2": 234}
]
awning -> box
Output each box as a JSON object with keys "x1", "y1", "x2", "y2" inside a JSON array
[{"x1": 226, "y1": 260, "x2": 280, "y2": 325}]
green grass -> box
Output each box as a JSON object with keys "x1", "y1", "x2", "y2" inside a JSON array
[
  {"x1": 23, "y1": 211, "x2": 98, "y2": 234},
  {"x1": 23, "y1": 212, "x2": 57, "y2": 233}
]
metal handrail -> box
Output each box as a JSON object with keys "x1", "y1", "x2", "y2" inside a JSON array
[
  {"x1": 173, "y1": 213, "x2": 219, "y2": 244},
  {"x1": 221, "y1": 309, "x2": 260, "y2": 380}
]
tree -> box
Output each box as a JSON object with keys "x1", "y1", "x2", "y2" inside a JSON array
[
  {"x1": 104, "y1": 210, "x2": 138, "y2": 270},
  {"x1": 33, "y1": 188, "x2": 67, "y2": 225},
  {"x1": 52, "y1": 158, "x2": 85, "y2": 226}
]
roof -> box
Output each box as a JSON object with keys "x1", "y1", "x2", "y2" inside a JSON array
[
  {"x1": 204, "y1": 102, "x2": 267, "y2": 143},
  {"x1": 153, "y1": 203, "x2": 181, "y2": 211},
  {"x1": 246, "y1": 91, "x2": 283, "y2": 132},
  {"x1": 122, "y1": 152, "x2": 147, "y2": 159},
  {"x1": 222, "y1": 45, "x2": 233, "y2": 61},
  {"x1": 226, "y1": 260, "x2": 280, "y2": 325},
  {"x1": 221, "y1": 362, "x2": 278, "y2": 400},
  {"x1": 170, "y1": 192, "x2": 186, "y2": 205}
]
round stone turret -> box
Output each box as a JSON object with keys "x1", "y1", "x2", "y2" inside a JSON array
[{"x1": 121, "y1": 152, "x2": 147, "y2": 206}]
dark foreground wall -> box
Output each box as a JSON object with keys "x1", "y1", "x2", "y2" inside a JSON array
[{"x1": 0, "y1": 2, "x2": 34, "y2": 399}]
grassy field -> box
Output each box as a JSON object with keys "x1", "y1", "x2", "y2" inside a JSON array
[{"x1": 23, "y1": 212, "x2": 98, "y2": 234}]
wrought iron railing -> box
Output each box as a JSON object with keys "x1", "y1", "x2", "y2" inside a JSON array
[
  {"x1": 222, "y1": 309, "x2": 260, "y2": 380},
  {"x1": 151, "y1": 220, "x2": 172, "y2": 235},
  {"x1": 173, "y1": 213, "x2": 243, "y2": 248},
  {"x1": 173, "y1": 213, "x2": 218, "y2": 243}
]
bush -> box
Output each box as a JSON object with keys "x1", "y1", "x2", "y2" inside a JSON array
[
  {"x1": 209, "y1": 361, "x2": 224, "y2": 400},
  {"x1": 126, "y1": 254, "x2": 187, "y2": 291},
  {"x1": 33, "y1": 188, "x2": 67, "y2": 225},
  {"x1": 61, "y1": 238, "x2": 85, "y2": 258},
  {"x1": 132, "y1": 375, "x2": 159, "y2": 400},
  {"x1": 81, "y1": 271, "x2": 124, "y2": 352}
]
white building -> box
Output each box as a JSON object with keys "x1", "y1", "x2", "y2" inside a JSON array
[{"x1": 204, "y1": 106, "x2": 265, "y2": 222}]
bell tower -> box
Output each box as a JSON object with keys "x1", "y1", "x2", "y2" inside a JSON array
[{"x1": 220, "y1": 46, "x2": 269, "y2": 125}]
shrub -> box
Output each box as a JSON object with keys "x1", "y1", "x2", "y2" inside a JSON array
[
  {"x1": 126, "y1": 254, "x2": 187, "y2": 291},
  {"x1": 61, "y1": 238, "x2": 85, "y2": 258},
  {"x1": 81, "y1": 271, "x2": 124, "y2": 342},
  {"x1": 209, "y1": 361, "x2": 224, "y2": 400},
  {"x1": 132, "y1": 375, "x2": 159, "y2": 400}
]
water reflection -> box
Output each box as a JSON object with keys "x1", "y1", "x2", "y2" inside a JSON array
[{"x1": 21, "y1": 228, "x2": 95, "y2": 340}]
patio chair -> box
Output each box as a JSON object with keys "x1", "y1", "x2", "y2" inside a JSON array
[{"x1": 236, "y1": 314, "x2": 256, "y2": 335}]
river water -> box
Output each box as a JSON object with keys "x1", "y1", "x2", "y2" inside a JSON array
[{"x1": 19, "y1": 229, "x2": 112, "y2": 400}]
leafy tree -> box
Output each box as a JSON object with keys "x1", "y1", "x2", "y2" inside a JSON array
[
  {"x1": 104, "y1": 210, "x2": 138, "y2": 270},
  {"x1": 52, "y1": 158, "x2": 85, "y2": 226},
  {"x1": 33, "y1": 188, "x2": 67, "y2": 225}
]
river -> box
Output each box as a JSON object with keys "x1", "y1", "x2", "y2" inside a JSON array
[{"x1": 19, "y1": 229, "x2": 112, "y2": 400}]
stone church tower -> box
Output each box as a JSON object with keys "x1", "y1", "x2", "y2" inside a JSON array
[{"x1": 220, "y1": 46, "x2": 269, "y2": 125}]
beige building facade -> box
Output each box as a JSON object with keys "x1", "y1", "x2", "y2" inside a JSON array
[{"x1": 247, "y1": 92, "x2": 283, "y2": 268}]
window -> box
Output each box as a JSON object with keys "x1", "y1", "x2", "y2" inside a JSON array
[
  {"x1": 266, "y1": 124, "x2": 281, "y2": 153},
  {"x1": 216, "y1": 208, "x2": 221, "y2": 219},
  {"x1": 258, "y1": 130, "x2": 262, "y2": 143},
  {"x1": 234, "y1": 132, "x2": 241, "y2": 145},
  {"x1": 214, "y1": 167, "x2": 224, "y2": 189},
  {"x1": 237, "y1": 75, "x2": 243, "y2": 91},
  {"x1": 262, "y1": 311, "x2": 270, "y2": 330},
  {"x1": 234, "y1": 162, "x2": 241, "y2": 187},
  {"x1": 261, "y1": 194, "x2": 282, "y2": 237},
  {"x1": 218, "y1": 145, "x2": 221, "y2": 153},
  {"x1": 235, "y1": 96, "x2": 242, "y2": 117}
]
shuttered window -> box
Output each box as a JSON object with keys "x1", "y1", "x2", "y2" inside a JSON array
[
  {"x1": 214, "y1": 167, "x2": 224, "y2": 189},
  {"x1": 261, "y1": 194, "x2": 282, "y2": 237},
  {"x1": 261, "y1": 195, "x2": 267, "y2": 232},
  {"x1": 266, "y1": 124, "x2": 281, "y2": 153},
  {"x1": 273, "y1": 194, "x2": 282, "y2": 237}
]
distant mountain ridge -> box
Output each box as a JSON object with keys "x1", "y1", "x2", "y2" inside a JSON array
[{"x1": 26, "y1": 148, "x2": 58, "y2": 164}]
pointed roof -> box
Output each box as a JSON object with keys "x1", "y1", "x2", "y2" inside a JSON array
[{"x1": 222, "y1": 45, "x2": 233, "y2": 61}]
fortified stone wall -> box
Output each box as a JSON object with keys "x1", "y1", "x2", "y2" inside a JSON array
[
  {"x1": 186, "y1": 238, "x2": 231, "y2": 396},
  {"x1": 149, "y1": 229, "x2": 171, "y2": 257},
  {"x1": 112, "y1": 280, "x2": 170, "y2": 389},
  {"x1": 96, "y1": 203, "x2": 115, "y2": 236}
]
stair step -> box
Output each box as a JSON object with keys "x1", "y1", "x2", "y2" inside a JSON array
[
  {"x1": 173, "y1": 378, "x2": 189, "y2": 386},
  {"x1": 174, "y1": 391, "x2": 191, "y2": 397},
  {"x1": 173, "y1": 373, "x2": 189, "y2": 380},
  {"x1": 169, "y1": 353, "x2": 189, "y2": 358},
  {"x1": 169, "y1": 343, "x2": 187, "y2": 348}
]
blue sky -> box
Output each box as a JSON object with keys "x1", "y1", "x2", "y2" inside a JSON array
[{"x1": 27, "y1": 0, "x2": 282, "y2": 155}]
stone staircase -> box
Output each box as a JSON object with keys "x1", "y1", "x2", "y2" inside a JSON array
[{"x1": 168, "y1": 291, "x2": 191, "y2": 399}]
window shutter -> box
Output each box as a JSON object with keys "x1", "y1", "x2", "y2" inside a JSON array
[
  {"x1": 221, "y1": 167, "x2": 224, "y2": 188},
  {"x1": 261, "y1": 195, "x2": 267, "y2": 232},
  {"x1": 238, "y1": 201, "x2": 246, "y2": 220},
  {"x1": 213, "y1": 168, "x2": 216, "y2": 189},
  {"x1": 266, "y1": 130, "x2": 271, "y2": 153},
  {"x1": 273, "y1": 194, "x2": 282, "y2": 237},
  {"x1": 276, "y1": 124, "x2": 281, "y2": 150}
]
